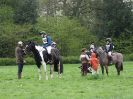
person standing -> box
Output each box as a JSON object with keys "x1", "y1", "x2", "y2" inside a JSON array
[
  {"x1": 15, "y1": 41, "x2": 25, "y2": 79},
  {"x1": 89, "y1": 52, "x2": 100, "y2": 75},
  {"x1": 80, "y1": 48, "x2": 90, "y2": 76}
]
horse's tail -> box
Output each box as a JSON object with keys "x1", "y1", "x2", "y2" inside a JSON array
[
  {"x1": 120, "y1": 63, "x2": 123, "y2": 71},
  {"x1": 54, "y1": 56, "x2": 63, "y2": 74}
]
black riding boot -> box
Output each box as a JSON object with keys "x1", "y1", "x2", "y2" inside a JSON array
[{"x1": 109, "y1": 56, "x2": 113, "y2": 65}]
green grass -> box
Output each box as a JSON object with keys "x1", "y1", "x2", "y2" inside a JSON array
[{"x1": 0, "y1": 62, "x2": 133, "y2": 99}]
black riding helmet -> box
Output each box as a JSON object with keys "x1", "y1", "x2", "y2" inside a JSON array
[
  {"x1": 39, "y1": 31, "x2": 47, "y2": 35},
  {"x1": 106, "y1": 38, "x2": 112, "y2": 43}
]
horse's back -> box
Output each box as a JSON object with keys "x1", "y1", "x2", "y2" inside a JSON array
[{"x1": 112, "y1": 52, "x2": 123, "y2": 63}]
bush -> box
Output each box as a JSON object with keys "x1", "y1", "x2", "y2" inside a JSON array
[
  {"x1": 0, "y1": 57, "x2": 35, "y2": 66},
  {"x1": 0, "y1": 56, "x2": 80, "y2": 66},
  {"x1": 128, "y1": 54, "x2": 133, "y2": 61},
  {"x1": 0, "y1": 58, "x2": 16, "y2": 66},
  {"x1": 62, "y1": 56, "x2": 80, "y2": 64}
]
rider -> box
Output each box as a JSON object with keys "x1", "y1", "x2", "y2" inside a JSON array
[
  {"x1": 90, "y1": 42, "x2": 95, "y2": 53},
  {"x1": 39, "y1": 31, "x2": 52, "y2": 54},
  {"x1": 39, "y1": 31, "x2": 53, "y2": 64},
  {"x1": 105, "y1": 38, "x2": 114, "y2": 64}
]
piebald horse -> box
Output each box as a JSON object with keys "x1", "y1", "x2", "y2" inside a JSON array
[
  {"x1": 96, "y1": 47, "x2": 123, "y2": 75},
  {"x1": 25, "y1": 41, "x2": 63, "y2": 80}
]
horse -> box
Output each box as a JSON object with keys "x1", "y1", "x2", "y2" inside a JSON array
[
  {"x1": 96, "y1": 47, "x2": 123, "y2": 75},
  {"x1": 24, "y1": 41, "x2": 63, "y2": 80}
]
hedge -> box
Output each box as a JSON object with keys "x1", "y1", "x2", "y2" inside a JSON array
[{"x1": 0, "y1": 54, "x2": 132, "y2": 66}]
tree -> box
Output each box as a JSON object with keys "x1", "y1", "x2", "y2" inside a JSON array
[
  {"x1": 90, "y1": 0, "x2": 133, "y2": 38},
  {"x1": 14, "y1": 0, "x2": 38, "y2": 24}
]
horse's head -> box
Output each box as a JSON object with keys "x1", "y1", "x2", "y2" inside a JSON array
[{"x1": 24, "y1": 41, "x2": 36, "y2": 53}]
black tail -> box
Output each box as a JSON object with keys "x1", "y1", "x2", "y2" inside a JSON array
[{"x1": 54, "y1": 56, "x2": 63, "y2": 74}]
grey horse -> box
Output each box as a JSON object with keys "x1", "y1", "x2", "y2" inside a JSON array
[{"x1": 96, "y1": 47, "x2": 123, "y2": 75}]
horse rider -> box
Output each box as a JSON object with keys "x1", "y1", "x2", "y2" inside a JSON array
[
  {"x1": 15, "y1": 41, "x2": 25, "y2": 79},
  {"x1": 39, "y1": 31, "x2": 54, "y2": 64},
  {"x1": 105, "y1": 38, "x2": 114, "y2": 64},
  {"x1": 90, "y1": 42, "x2": 95, "y2": 53},
  {"x1": 39, "y1": 31, "x2": 52, "y2": 53}
]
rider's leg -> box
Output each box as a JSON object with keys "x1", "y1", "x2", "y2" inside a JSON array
[{"x1": 108, "y1": 52, "x2": 112, "y2": 64}]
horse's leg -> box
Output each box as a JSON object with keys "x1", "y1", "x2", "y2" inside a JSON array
[
  {"x1": 38, "y1": 67, "x2": 42, "y2": 80},
  {"x1": 105, "y1": 65, "x2": 108, "y2": 76},
  {"x1": 58, "y1": 61, "x2": 61, "y2": 78},
  {"x1": 50, "y1": 64, "x2": 54, "y2": 79},
  {"x1": 120, "y1": 63, "x2": 123, "y2": 71},
  {"x1": 42, "y1": 61, "x2": 48, "y2": 80},
  {"x1": 101, "y1": 65, "x2": 104, "y2": 75},
  {"x1": 115, "y1": 63, "x2": 120, "y2": 75}
]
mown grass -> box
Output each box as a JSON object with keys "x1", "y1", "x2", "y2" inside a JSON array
[{"x1": 0, "y1": 62, "x2": 133, "y2": 99}]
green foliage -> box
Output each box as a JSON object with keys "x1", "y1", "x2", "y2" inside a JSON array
[
  {"x1": 35, "y1": 16, "x2": 96, "y2": 56},
  {"x1": 13, "y1": 0, "x2": 38, "y2": 24},
  {"x1": 0, "y1": 21, "x2": 35, "y2": 57},
  {"x1": 0, "y1": 6, "x2": 14, "y2": 23},
  {"x1": 63, "y1": 56, "x2": 80, "y2": 64},
  {"x1": 88, "y1": 0, "x2": 133, "y2": 39},
  {"x1": 0, "y1": 0, "x2": 132, "y2": 58},
  {"x1": 0, "y1": 57, "x2": 35, "y2": 66},
  {"x1": 0, "y1": 56, "x2": 79, "y2": 66},
  {"x1": 0, "y1": 0, "x2": 18, "y2": 7},
  {"x1": 0, "y1": 58, "x2": 15, "y2": 65},
  {"x1": 128, "y1": 53, "x2": 133, "y2": 61}
]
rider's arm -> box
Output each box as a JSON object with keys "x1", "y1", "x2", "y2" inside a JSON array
[{"x1": 47, "y1": 36, "x2": 52, "y2": 46}]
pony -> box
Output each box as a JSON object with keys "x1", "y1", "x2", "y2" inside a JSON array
[
  {"x1": 24, "y1": 41, "x2": 63, "y2": 80},
  {"x1": 96, "y1": 47, "x2": 123, "y2": 75}
]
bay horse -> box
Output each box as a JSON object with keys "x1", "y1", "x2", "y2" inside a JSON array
[
  {"x1": 96, "y1": 47, "x2": 123, "y2": 75},
  {"x1": 24, "y1": 41, "x2": 63, "y2": 80}
]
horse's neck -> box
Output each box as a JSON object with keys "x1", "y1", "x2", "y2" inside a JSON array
[
  {"x1": 99, "y1": 51, "x2": 107, "y2": 59},
  {"x1": 35, "y1": 45, "x2": 45, "y2": 52}
]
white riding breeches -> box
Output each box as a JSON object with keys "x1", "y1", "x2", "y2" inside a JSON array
[
  {"x1": 46, "y1": 46, "x2": 52, "y2": 54},
  {"x1": 108, "y1": 51, "x2": 112, "y2": 56}
]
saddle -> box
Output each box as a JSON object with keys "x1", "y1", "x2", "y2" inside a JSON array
[{"x1": 43, "y1": 47, "x2": 60, "y2": 64}]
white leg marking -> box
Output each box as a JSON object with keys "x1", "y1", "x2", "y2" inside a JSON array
[
  {"x1": 42, "y1": 61, "x2": 48, "y2": 80},
  {"x1": 58, "y1": 61, "x2": 61, "y2": 78},
  {"x1": 50, "y1": 64, "x2": 54, "y2": 79},
  {"x1": 40, "y1": 51, "x2": 48, "y2": 80},
  {"x1": 38, "y1": 68, "x2": 42, "y2": 80}
]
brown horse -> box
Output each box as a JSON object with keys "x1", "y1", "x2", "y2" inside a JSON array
[{"x1": 96, "y1": 47, "x2": 123, "y2": 75}]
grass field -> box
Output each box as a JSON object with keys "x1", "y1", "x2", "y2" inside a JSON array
[{"x1": 0, "y1": 62, "x2": 133, "y2": 99}]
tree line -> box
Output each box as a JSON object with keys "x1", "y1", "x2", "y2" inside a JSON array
[{"x1": 0, "y1": 0, "x2": 133, "y2": 57}]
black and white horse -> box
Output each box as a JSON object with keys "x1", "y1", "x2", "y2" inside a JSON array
[{"x1": 25, "y1": 41, "x2": 63, "y2": 80}]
